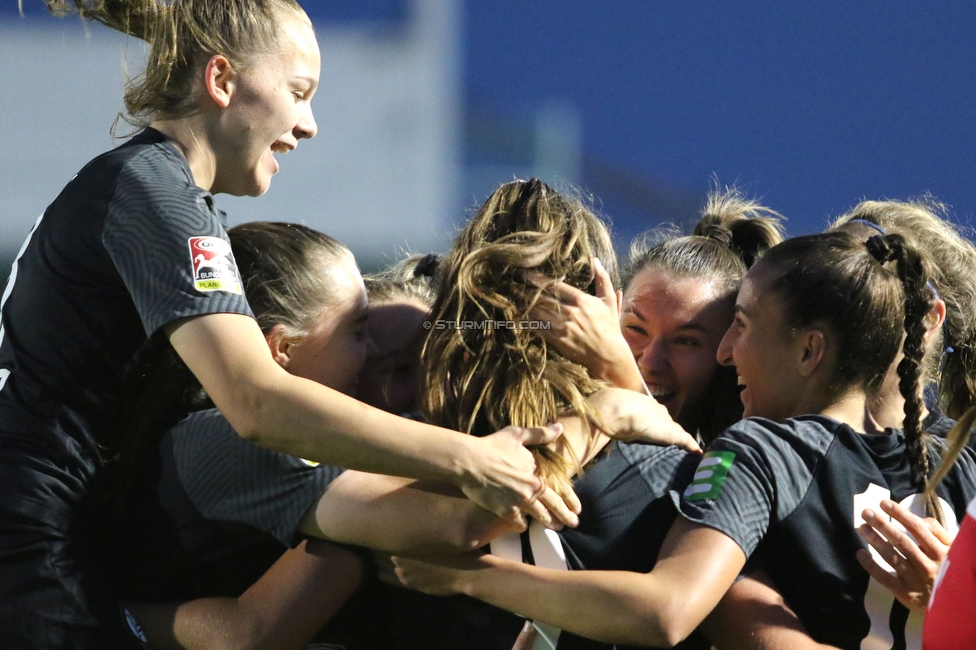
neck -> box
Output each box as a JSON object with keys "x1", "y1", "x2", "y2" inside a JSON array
[
  {"x1": 869, "y1": 387, "x2": 930, "y2": 431},
  {"x1": 150, "y1": 117, "x2": 217, "y2": 192},
  {"x1": 819, "y1": 389, "x2": 886, "y2": 435}
]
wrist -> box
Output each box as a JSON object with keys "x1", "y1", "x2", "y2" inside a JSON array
[
  {"x1": 601, "y1": 355, "x2": 645, "y2": 393},
  {"x1": 450, "y1": 434, "x2": 482, "y2": 491}
]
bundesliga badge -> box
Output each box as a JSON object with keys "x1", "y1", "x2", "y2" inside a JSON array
[{"x1": 188, "y1": 236, "x2": 242, "y2": 294}]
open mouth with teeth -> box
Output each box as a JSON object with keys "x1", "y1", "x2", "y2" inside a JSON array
[
  {"x1": 271, "y1": 141, "x2": 291, "y2": 155},
  {"x1": 646, "y1": 384, "x2": 676, "y2": 405}
]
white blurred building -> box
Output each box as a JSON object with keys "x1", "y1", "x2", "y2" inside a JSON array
[{"x1": 0, "y1": 0, "x2": 461, "y2": 268}]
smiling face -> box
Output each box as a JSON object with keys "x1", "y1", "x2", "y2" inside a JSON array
[
  {"x1": 211, "y1": 8, "x2": 320, "y2": 196},
  {"x1": 357, "y1": 299, "x2": 430, "y2": 414},
  {"x1": 281, "y1": 254, "x2": 371, "y2": 396},
  {"x1": 620, "y1": 268, "x2": 734, "y2": 426},
  {"x1": 716, "y1": 268, "x2": 806, "y2": 421}
]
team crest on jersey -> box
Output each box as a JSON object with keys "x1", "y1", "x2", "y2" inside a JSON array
[
  {"x1": 684, "y1": 451, "x2": 736, "y2": 501},
  {"x1": 188, "y1": 236, "x2": 242, "y2": 294}
]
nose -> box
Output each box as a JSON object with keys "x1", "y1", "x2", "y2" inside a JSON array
[
  {"x1": 636, "y1": 339, "x2": 670, "y2": 376},
  {"x1": 295, "y1": 103, "x2": 318, "y2": 140},
  {"x1": 716, "y1": 324, "x2": 736, "y2": 367}
]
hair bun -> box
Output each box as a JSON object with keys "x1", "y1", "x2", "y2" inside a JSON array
[
  {"x1": 413, "y1": 253, "x2": 441, "y2": 278},
  {"x1": 700, "y1": 224, "x2": 734, "y2": 248},
  {"x1": 866, "y1": 234, "x2": 899, "y2": 264}
]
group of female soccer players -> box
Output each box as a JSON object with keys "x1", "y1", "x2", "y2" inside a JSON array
[{"x1": 3, "y1": 1, "x2": 976, "y2": 649}]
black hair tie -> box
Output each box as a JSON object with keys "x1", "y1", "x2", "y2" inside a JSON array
[
  {"x1": 702, "y1": 224, "x2": 734, "y2": 248},
  {"x1": 414, "y1": 253, "x2": 441, "y2": 278},
  {"x1": 865, "y1": 234, "x2": 897, "y2": 264}
]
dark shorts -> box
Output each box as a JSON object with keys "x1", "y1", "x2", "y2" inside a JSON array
[{"x1": 0, "y1": 438, "x2": 145, "y2": 650}]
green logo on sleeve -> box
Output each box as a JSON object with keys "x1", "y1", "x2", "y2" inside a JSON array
[{"x1": 683, "y1": 451, "x2": 736, "y2": 501}]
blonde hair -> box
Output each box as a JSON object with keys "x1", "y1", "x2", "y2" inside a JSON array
[
  {"x1": 364, "y1": 254, "x2": 439, "y2": 309},
  {"x1": 420, "y1": 179, "x2": 617, "y2": 494},
  {"x1": 42, "y1": 0, "x2": 307, "y2": 127}
]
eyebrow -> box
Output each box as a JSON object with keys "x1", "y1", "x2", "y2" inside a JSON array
[
  {"x1": 295, "y1": 75, "x2": 318, "y2": 90},
  {"x1": 625, "y1": 304, "x2": 713, "y2": 334},
  {"x1": 623, "y1": 304, "x2": 647, "y2": 322}
]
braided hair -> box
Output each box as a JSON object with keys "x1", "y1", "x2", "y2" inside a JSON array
[{"x1": 865, "y1": 235, "x2": 943, "y2": 523}]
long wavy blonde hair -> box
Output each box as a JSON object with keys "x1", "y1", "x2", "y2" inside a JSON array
[{"x1": 420, "y1": 179, "x2": 618, "y2": 494}]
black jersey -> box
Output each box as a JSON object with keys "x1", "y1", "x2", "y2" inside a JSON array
[
  {"x1": 489, "y1": 441, "x2": 708, "y2": 650},
  {"x1": 0, "y1": 127, "x2": 252, "y2": 462},
  {"x1": 109, "y1": 408, "x2": 344, "y2": 601},
  {"x1": 678, "y1": 415, "x2": 976, "y2": 650},
  {"x1": 0, "y1": 128, "x2": 252, "y2": 648}
]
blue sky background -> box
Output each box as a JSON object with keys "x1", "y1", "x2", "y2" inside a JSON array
[{"x1": 459, "y1": 1, "x2": 976, "y2": 238}]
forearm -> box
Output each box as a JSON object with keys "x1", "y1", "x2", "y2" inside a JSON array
[
  {"x1": 128, "y1": 540, "x2": 363, "y2": 650},
  {"x1": 703, "y1": 574, "x2": 841, "y2": 650},
  {"x1": 239, "y1": 376, "x2": 477, "y2": 483},
  {"x1": 458, "y1": 558, "x2": 685, "y2": 647},
  {"x1": 170, "y1": 312, "x2": 478, "y2": 483},
  {"x1": 305, "y1": 473, "x2": 511, "y2": 554}
]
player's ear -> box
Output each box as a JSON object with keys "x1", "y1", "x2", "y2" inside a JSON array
[
  {"x1": 796, "y1": 328, "x2": 827, "y2": 378},
  {"x1": 204, "y1": 54, "x2": 236, "y2": 109},
  {"x1": 266, "y1": 324, "x2": 297, "y2": 369}
]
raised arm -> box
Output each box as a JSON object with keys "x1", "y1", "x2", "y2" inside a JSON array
[
  {"x1": 167, "y1": 312, "x2": 562, "y2": 528},
  {"x1": 393, "y1": 517, "x2": 745, "y2": 647},
  {"x1": 531, "y1": 258, "x2": 647, "y2": 393}
]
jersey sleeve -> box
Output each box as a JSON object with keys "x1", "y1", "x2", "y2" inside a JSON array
[
  {"x1": 101, "y1": 146, "x2": 253, "y2": 336},
  {"x1": 168, "y1": 410, "x2": 344, "y2": 547},
  {"x1": 675, "y1": 418, "x2": 826, "y2": 557}
]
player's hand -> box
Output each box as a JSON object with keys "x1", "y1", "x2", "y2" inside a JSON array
[
  {"x1": 856, "y1": 499, "x2": 952, "y2": 612},
  {"x1": 392, "y1": 552, "x2": 496, "y2": 596},
  {"x1": 588, "y1": 387, "x2": 701, "y2": 453},
  {"x1": 530, "y1": 258, "x2": 645, "y2": 392},
  {"x1": 459, "y1": 423, "x2": 574, "y2": 532}
]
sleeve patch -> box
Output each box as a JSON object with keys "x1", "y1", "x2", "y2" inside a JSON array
[
  {"x1": 683, "y1": 451, "x2": 736, "y2": 501},
  {"x1": 188, "y1": 236, "x2": 242, "y2": 294}
]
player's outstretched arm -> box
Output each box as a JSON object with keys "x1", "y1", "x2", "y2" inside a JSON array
[
  {"x1": 393, "y1": 518, "x2": 745, "y2": 647},
  {"x1": 167, "y1": 312, "x2": 566, "y2": 530}
]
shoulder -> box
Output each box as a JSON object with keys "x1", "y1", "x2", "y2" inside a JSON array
[
  {"x1": 713, "y1": 415, "x2": 837, "y2": 459},
  {"x1": 100, "y1": 130, "x2": 216, "y2": 229},
  {"x1": 617, "y1": 441, "x2": 699, "y2": 492}
]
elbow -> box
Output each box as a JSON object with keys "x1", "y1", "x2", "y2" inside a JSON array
[
  {"x1": 450, "y1": 511, "x2": 508, "y2": 553},
  {"x1": 648, "y1": 601, "x2": 697, "y2": 648},
  {"x1": 615, "y1": 596, "x2": 695, "y2": 648},
  {"x1": 222, "y1": 388, "x2": 272, "y2": 445}
]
